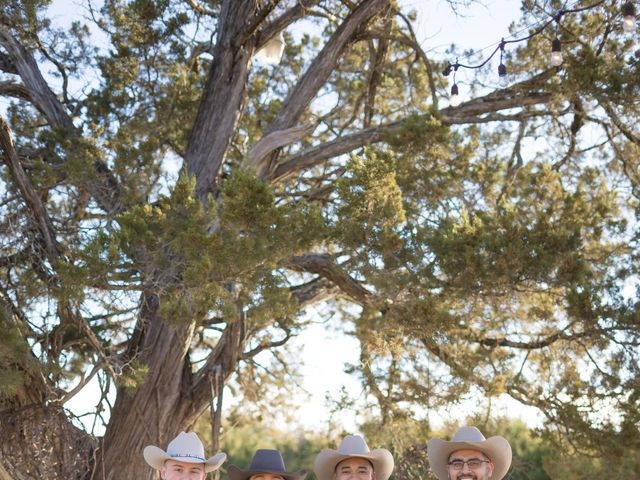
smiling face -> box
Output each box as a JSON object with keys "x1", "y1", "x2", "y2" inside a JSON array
[
  {"x1": 160, "y1": 459, "x2": 207, "y2": 480},
  {"x1": 446, "y1": 449, "x2": 494, "y2": 480},
  {"x1": 333, "y1": 458, "x2": 375, "y2": 480}
]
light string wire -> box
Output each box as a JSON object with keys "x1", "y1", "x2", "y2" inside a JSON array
[
  {"x1": 443, "y1": 0, "x2": 608, "y2": 76},
  {"x1": 443, "y1": 1, "x2": 637, "y2": 106}
]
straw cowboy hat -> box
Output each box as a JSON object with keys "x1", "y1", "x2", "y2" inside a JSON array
[
  {"x1": 228, "y1": 449, "x2": 307, "y2": 480},
  {"x1": 144, "y1": 431, "x2": 227, "y2": 473},
  {"x1": 314, "y1": 435, "x2": 394, "y2": 480},
  {"x1": 427, "y1": 426, "x2": 512, "y2": 480}
]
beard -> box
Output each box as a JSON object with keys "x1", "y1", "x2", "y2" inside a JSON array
[{"x1": 451, "y1": 474, "x2": 479, "y2": 480}]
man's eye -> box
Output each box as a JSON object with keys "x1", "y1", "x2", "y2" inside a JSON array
[{"x1": 467, "y1": 461, "x2": 481, "y2": 468}]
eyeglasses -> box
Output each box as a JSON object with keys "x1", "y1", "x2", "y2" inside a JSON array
[{"x1": 447, "y1": 459, "x2": 490, "y2": 470}]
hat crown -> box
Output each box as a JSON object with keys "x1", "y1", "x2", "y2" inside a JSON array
[
  {"x1": 249, "y1": 449, "x2": 288, "y2": 472},
  {"x1": 167, "y1": 432, "x2": 206, "y2": 461},
  {"x1": 450, "y1": 426, "x2": 487, "y2": 443},
  {"x1": 336, "y1": 435, "x2": 371, "y2": 455}
]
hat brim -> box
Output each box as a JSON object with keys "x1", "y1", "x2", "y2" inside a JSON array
[
  {"x1": 427, "y1": 436, "x2": 512, "y2": 480},
  {"x1": 227, "y1": 465, "x2": 307, "y2": 480},
  {"x1": 314, "y1": 449, "x2": 394, "y2": 480},
  {"x1": 144, "y1": 446, "x2": 227, "y2": 473}
]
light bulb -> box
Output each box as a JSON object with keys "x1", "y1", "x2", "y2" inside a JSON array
[
  {"x1": 254, "y1": 32, "x2": 285, "y2": 65},
  {"x1": 623, "y1": 3, "x2": 637, "y2": 32},
  {"x1": 450, "y1": 83, "x2": 461, "y2": 107},
  {"x1": 498, "y1": 63, "x2": 508, "y2": 87},
  {"x1": 550, "y1": 38, "x2": 563, "y2": 67}
]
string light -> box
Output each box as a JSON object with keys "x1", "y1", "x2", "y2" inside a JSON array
[
  {"x1": 449, "y1": 62, "x2": 461, "y2": 107},
  {"x1": 622, "y1": 2, "x2": 637, "y2": 32},
  {"x1": 550, "y1": 38, "x2": 563, "y2": 66},
  {"x1": 498, "y1": 39, "x2": 508, "y2": 87},
  {"x1": 441, "y1": 1, "x2": 609, "y2": 86}
]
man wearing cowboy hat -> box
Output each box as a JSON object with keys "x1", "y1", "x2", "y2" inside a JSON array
[
  {"x1": 314, "y1": 434, "x2": 394, "y2": 480},
  {"x1": 427, "y1": 426, "x2": 512, "y2": 480},
  {"x1": 228, "y1": 449, "x2": 306, "y2": 480},
  {"x1": 144, "y1": 431, "x2": 226, "y2": 480}
]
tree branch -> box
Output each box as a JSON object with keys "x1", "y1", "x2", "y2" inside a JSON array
[
  {"x1": 256, "y1": 0, "x2": 323, "y2": 51},
  {"x1": 285, "y1": 254, "x2": 372, "y2": 305},
  {"x1": 254, "y1": 0, "x2": 389, "y2": 174},
  {"x1": 184, "y1": 0, "x2": 259, "y2": 200},
  {"x1": 0, "y1": 116, "x2": 61, "y2": 261},
  {"x1": 265, "y1": 82, "x2": 554, "y2": 183},
  {"x1": 0, "y1": 26, "x2": 74, "y2": 131}
]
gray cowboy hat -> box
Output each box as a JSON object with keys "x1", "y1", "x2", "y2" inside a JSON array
[
  {"x1": 427, "y1": 426, "x2": 512, "y2": 480},
  {"x1": 228, "y1": 449, "x2": 307, "y2": 480},
  {"x1": 314, "y1": 435, "x2": 394, "y2": 480},
  {"x1": 144, "y1": 431, "x2": 227, "y2": 473}
]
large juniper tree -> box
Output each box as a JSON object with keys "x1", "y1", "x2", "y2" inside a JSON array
[{"x1": 0, "y1": 0, "x2": 639, "y2": 479}]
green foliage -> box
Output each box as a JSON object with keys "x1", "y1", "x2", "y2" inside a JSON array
[
  {"x1": 0, "y1": 310, "x2": 34, "y2": 402},
  {"x1": 120, "y1": 358, "x2": 150, "y2": 394},
  {"x1": 335, "y1": 149, "x2": 406, "y2": 267}
]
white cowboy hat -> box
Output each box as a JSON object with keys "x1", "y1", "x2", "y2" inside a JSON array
[
  {"x1": 228, "y1": 449, "x2": 306, "y2": 480},
  {"x1": 314, "y1": 435, "x2": 394, "y2": 480},
  {"x1": 427, "y1": 426, "x2": 512, "y2": 480},
  {"x1": 143, "y1": 431, "x2": 227, "y2": 473}
]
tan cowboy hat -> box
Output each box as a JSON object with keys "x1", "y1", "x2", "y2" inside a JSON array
[
  {"x1": 228, "y1": 449, "x2": 306, "y2": 480},
  {"x1": 314, "y1": 435, "x2": 394, "y2": 480},
  {"x1": 427, "y1": 426, "x2": 512, "y2": 480},
  {"x1": 143, "y1": 431, "x2": 227, "y2": 473}
]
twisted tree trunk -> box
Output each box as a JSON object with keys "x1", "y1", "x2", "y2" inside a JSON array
[{"x1": 92, "y1": 292, "x2": 245, "y2": 480}]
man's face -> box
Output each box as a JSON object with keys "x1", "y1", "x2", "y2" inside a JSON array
[
  {"x1": 334, "y1": 458, "x2": 375, "y2": 480},
  {"x1": 446, "y1": 449, "x2": 494, "y2": 480},
  {"x1": 160, "y1": 459, "x2": 206, "y2": 480},
  {"x1": 249, "y1": 473, "x2": 285, "y2": 480}
]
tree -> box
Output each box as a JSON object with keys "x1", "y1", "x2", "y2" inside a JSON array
[{"x1": 0, "y1": 0, "x2": 639, "y2": 479}]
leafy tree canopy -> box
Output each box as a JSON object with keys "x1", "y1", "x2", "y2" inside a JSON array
[{"x1": 0, "y1": 0, "x2": 639, "y2": 478}]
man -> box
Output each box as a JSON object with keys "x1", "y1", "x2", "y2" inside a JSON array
[
  {"x1": 144, "y1": 431, "x2": 226, "y2": 480},
  {"x1": 314, "y1": 434, "x2": 394, "y2": 480},
  {"x1": 228, "y1": 449, "x2": 306, "y2": 480},
  {"x1": 427, "y1": 426, "x2": 512, "y2": 480}
]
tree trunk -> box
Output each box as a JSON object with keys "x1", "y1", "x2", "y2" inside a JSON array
[
  {"x1": 92, "y1": 292, "x2": 245, "y2": 480},
  {"x1": 185, "y1": 0, "x2": 259, "y2": 201},
  {"x1": 0, "y1": 406, "x2": 95, "y2": 480}
]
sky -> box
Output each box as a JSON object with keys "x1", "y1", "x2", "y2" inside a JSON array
[{"x1": 52, "y1": 0, "x2": 544, "y2": 436}]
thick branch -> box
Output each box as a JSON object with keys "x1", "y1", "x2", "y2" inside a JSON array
[
  {"x1": 0, "y1": 116, "x2": 60, "y2": 261},
  {"x1": 285, "y1": 254, "x2": 372, "y2": 305},
  {"x1": 253, "y1": 0, "x2": 389, "y2": 175},
  {"x1": 0, "y1": 80, "x2": 37, "y2": 104},
  {"x1": 0, "y1": 27, "x2": 123, "y2": 214},
  {"x1": 248, "y1": 122, "x2": 315, "y2": 173},
  {"x1": 266, "y1": 0, "x2": 388, "y2": 134},
  {"x1": 290, "y1": 277, "x2": 340, "y2": 308},
  {"x1": 0, "y1": 26, "x2": 74, "y2": 131},
  {"x1": 256, "y1": 0, "x2": 323, "y2": 50},
  {"x1": 265, "y1": 85, "x2": 554, "y2": 183},
  {"x1": 189, "y1": 315, "x2": 246, "y2": 420},
  {"x1": 185, "y1": 0, "x2": 259, "y2": 201}
]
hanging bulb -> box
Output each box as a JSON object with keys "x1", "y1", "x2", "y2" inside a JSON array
[
  {"x1": 622, "y1": 2, "x2": 637, "y2": 32},
  {"x1": 254, "y1": 32, "x2": 285, "y2": 65},
  {"x1": 450, "y1": 83, "x2": 461, "y2": 107},
  {"x1": 550, "y1": 38, "x2": 563, "y2": 67},
  {"x1": 498, "y1": 63, "x2": 508, "y2": 87}
]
